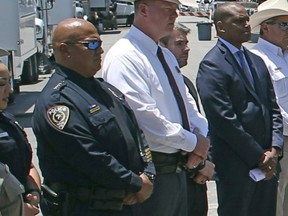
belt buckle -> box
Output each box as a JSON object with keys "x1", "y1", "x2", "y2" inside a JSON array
[{"x1": 176, "y1": 161, "x2": 184, "y2": 173}]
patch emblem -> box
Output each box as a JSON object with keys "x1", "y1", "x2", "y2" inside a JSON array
[{"x1": 47, "y1": 105, "x2": 70, "y2": 130}]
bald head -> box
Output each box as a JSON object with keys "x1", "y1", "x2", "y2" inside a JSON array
[
  {"x1": 214, "y1": 3, "x2": 243, "y2": 29},
  {"x1": 51, "y1": 18, "x2": 103, "y2": 77},
  {"x1": 52, "y1": 18, "x2": 98, "y2": 54},
  {"x1": 214, "y1": 3, "x2": 250, "y2": 47}
]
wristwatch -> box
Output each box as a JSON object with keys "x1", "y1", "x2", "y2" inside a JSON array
[{"x1": 144, "y1": 172, "x2": 156, "y2": 184}]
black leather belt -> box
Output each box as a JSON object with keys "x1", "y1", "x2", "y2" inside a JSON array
[
  {"x1": 46, "y1": 182, "x2": 125, "y2": 210},
  {"x1": 151, "y1": 151, "x2": 184, "y2": 174}
]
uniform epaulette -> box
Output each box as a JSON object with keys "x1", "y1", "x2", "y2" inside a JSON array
[
  {"x1": 98, "y1": 78, "x2": 125, "y2": 101},
  {"x1": 53, "y1": 81, "x2": 67, "y2": 91}
]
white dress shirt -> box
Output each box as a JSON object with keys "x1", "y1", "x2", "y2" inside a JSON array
[
  {"x1": 251, "y1": 38, "x2": 288, "y2": 136},
  {"x1": 102, "y1": 25, "x2": 208, "y2": 153}
]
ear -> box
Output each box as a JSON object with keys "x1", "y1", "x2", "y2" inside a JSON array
[
  {"x1": 138, "y1": 2, "x2": 149, "y2": 17},
  {"x1": 59, "y1": 43, "x2": 71, "y2": 57},
  {"x1": 260, "y1": 23, "x2": 269, "y2": 34},
  {"x1": 216, "y1": 21, "x2": 225, "y2": 33}
]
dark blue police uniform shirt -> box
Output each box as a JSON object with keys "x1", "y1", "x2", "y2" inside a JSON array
[
  {"x1": 0, "y1": 111, "x2": 32, "y2": 186},
  {"x1": 32, "y1": 65, "x2": 146, "y2": 192}
]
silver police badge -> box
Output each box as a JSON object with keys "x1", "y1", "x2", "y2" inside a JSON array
[{"x1": 47, "y1": 105, "x2": 70, "y2": 130}]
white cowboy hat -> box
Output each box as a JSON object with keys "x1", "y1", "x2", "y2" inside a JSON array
[
  {"x1": 179, "y1": 0, "x2": 198, "y2": 8},
  {"x1": 250, "y1": 0, "x2": 288, "y2": 33}
]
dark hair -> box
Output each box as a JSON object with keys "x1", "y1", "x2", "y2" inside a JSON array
[{"x1": 159, "y1": 23, "x2": 190, "y2": 45}]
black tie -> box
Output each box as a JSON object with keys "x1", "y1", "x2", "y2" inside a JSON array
[{"x1": 157, "y1": 46, "x2": 190, "y2": 131}]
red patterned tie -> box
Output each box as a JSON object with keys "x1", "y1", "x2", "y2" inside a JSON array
[{"x1": 157, "y1": 46, "x2": 190, "y2": 131}]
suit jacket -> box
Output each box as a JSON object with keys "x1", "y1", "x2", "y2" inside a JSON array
[{"x1": 196, "y1": 40, "x2": 283, "y2": 181}]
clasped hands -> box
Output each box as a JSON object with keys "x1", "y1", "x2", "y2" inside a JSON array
[
  {"x1": 182, "y1": 128, "x2": 214, "y2": 184},
  {"x1": 258, "y1": 148, "x2": 279, "y2": 180},
  {"x1": 123, "y1": 173, "x2": 153, "y2": 206}
]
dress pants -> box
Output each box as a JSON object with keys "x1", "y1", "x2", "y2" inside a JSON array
[
  {"x1": 187, "y1": 177, "x2": 208, "y2": 216},
  {"x1": 277, "y1": 136, "x2": 288, "y2": 216},
  {"x1": 132, "y1": 171, "x2": 188, "y2": 216},
  {"x1": 216, "y1": 173, "x2": 278, "y2": 216}
]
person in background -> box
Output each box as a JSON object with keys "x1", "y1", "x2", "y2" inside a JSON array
[
  {"x1": 0, "y1": 57, "x2": 41, "y2": 216},
  {"x1": 196, "y1": 3, "x2": 283, "y2": 216},
  {"x1": 102, "y1": 0, "x2": 210, "y2": 215},
  {"x1": 250, "y1": 2, "x2": 288, "y2": 215},
  {"x1": 32, "y1": 18, "x2": 155, "y2": 216},
  {"x1": 159, "y1": 22, "x2": 215, "y2": 216}
]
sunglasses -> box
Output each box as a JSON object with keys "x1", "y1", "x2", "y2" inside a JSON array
[
  {"x1": 65, "y1": 40, "x2": 102, "y2": 50},
  {"x1": 267, "y1": 22, "x2": 288, "y2": 31}
]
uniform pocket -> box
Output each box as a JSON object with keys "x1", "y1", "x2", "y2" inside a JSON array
[
  {"x1": 88, "y1": 109, "x2": 115, "y2": 127},
  {"x1": 270, "y1": 71, "x2": 288, "y2": 99}
]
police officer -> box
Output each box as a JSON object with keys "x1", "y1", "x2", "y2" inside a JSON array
[
  {"x1": 32, "y1": 18, "x2": 155, "y2": 216},
  {"x1": 0, "y1": 162, "x2": 25, "y2": 216},
  {"x1": 0, "y1": 58, "x2": 41, "y2": 216}
]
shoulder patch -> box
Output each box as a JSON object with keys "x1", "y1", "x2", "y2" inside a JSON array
[{"x1": 47, "y1": 105, "x2": 70, "y2": 130}]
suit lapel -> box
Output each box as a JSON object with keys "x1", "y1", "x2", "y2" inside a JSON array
[
  {"x1": 217, "y1": 41, "x2": 261, "y2": 104},
  {"x1": 243, "y1": 49, "x2": 262, "y2": 96},
  {"x1": 217, "y1": 41, "x2": 262, "y2": 105},
  {"x1": 244, "y1": 49, "x2": 268, "y2": 117}
]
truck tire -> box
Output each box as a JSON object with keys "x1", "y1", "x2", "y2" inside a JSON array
[
  {"x1": 31, "y1": 54, "x2": 39, "y2": 82},
  {"x1": 21, "y1": 54, "x2": 38, "y2": 84}
]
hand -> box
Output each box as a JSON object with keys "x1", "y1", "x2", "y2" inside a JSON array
[
  {"x1": 135, "y1": 173, "x2": 153, "y2": 203},
  {"x1": 123, "y1": 192, "x2": 138, "y2": 205},
  {"x1": 25, "y1": 192, "x2": 40, "y2": 207},
  {"x1": 198, "y1": 160, "x2": 215, "y2": 180},
  {"x1": 185, "y1": 152, "x2": 203, "y2": 169},
  {"x1": 258, "y1": 149, "x2": 278, "y2": 180},
  {"x1": 193, "y1": 173, "x2": 208, "y2": 184},
  {"x1": 24, "y1": 202, "x2": 40, "y2": 216},
  {"x1": 192, "y1": 129, "x2": 210, "y2": 160}
]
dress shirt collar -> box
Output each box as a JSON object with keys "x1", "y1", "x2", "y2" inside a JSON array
[
  {"x1": 219, "y1": 38, "x2": 243, "y2": 54},
  {"x1": 257, "y1": 37, "x2": 288, "y2": 58},
  {"x1": 129, "y1": 25, "x2": 159, "y2": 56}
]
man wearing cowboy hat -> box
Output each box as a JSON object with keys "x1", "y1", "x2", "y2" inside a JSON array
[{"x1": 250, "y1": 0, "x2": 288, "y2": 215}]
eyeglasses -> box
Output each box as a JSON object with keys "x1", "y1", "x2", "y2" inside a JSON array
[
  {"x1": 266, "y1": 22, "x2": 288, "y2": 31},
  {"x1": 65, "y1": 40, "x2": 102, "y2": 50}
]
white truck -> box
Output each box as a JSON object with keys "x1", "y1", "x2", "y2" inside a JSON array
[
  {"x1": 0, "y1": 0, "x2": 39, "y2": 92},
  {"x1": 0, "y1": 0, "x2": 78, "y2": 100}
]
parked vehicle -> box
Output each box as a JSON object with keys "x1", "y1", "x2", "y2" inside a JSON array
[
  {"x1": 116, "y1": 0, "x2": 134, "y2": 26},
  {"x1": 86, "y1": 0, "x2": 134, "y2": 31},
  {"x1": 75, "y1": 0, "x2": 84, "y2": 18},
  {"x1": 0, "y1": 0, "x2": 77, "y2": 101}
]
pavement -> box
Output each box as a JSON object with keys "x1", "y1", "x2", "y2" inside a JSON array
[{"x1": 6, "y1": 15, "x2": 258, "y2": 216}]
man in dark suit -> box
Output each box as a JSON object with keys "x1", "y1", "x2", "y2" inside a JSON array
[{"x1": 196, "y1": 3, "x2": 284, "y2": 216}]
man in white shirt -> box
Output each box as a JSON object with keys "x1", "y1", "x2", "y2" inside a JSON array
[
  {"x1": 102, "y1": 0, "x2": 210, "y2": 215},
  {"x1": 250, "y1": 3, "x2": 288, "y2": 216},
  {"x1": 160, "y1": 22, "x2": 214, "y2": 216}
]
